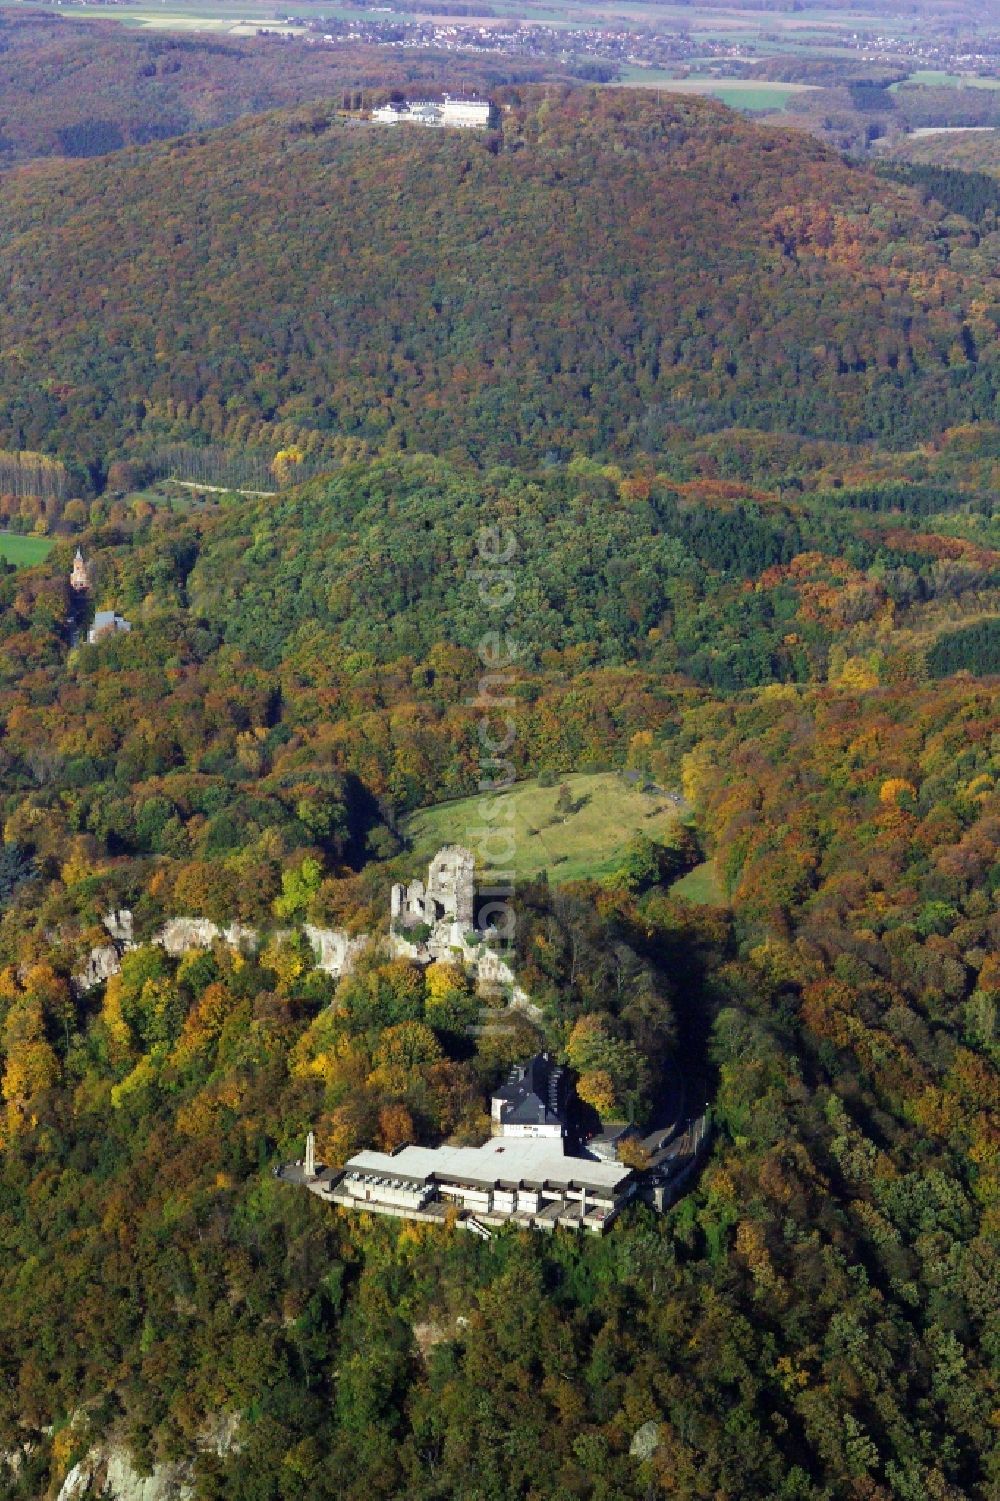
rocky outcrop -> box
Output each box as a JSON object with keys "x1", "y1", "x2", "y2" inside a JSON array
[
  {"x1": 74, "y1": 915, "x2": 359, "y2": 991},
  {"x1": 304, "y1": 925, "x2": 369, "y2": 975},
  {"x1": 629, "y1": 1421, "x2": 661, "y2": 1462},
  {"x1": 388, "y1": 919, "x2": 478, "y2": 967},
  {"x1": 71, "y1": 849, "x2": 539, "y2": 1020},
  {"x1": 158, "y1": 917, "x2": 259, "y2": 958},
  {"x1": 1, "y1": 1440, "x2": 36, "y2": 1487},
  {"x1": 475, "y1": 947, "x2": 540, "y2": 1017},
  {"x1": 74, "y1": 944, "x2": 124, "y2": 992},
  {"x1": 158, "y1": 917, "x2": 226, "y2": 957},
  {"x1": 56, "y1": 1416, "x2": 240, "y2": 1501},
  {"x1": 388, "y1": 929, "x2": 540, "y2": 1017},
  {"x1": 103, "y1": 910, "x2": 135, "y2": 947},
  {"x1": 57, "y1": 1445, "x2": 193, "y2": 1501}
]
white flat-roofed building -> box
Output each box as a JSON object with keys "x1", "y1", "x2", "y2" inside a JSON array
[
  {"x1": 441, "y1": 96, "x2": 495, "y2": 129},
  {"x1": 371, "y1": 96, "x2": 495, "y2": 130},
  {"x1": 372, "y1": 101, "x2": 409, "y2": 124},
  {"x1": 335, "y1": 1135, "x2": 635, "y2": 1233},
  {"x1": 342, "y1": 1171, "x2": 435, "y2": 1211}
]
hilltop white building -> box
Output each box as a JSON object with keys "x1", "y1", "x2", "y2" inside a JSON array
[
  {"x1": 441, "y1": 97, "x2": 495, "y2": 128},
  {"x1": 372, "y1": 95, "x2": 495, "y2": 129},
  {"x1": 331, "y1": 1134, "x2": 635, "y2": 1234}
]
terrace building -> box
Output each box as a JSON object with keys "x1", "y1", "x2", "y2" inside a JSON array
[{"x1": 327, "y1": 1135, "x2": 635, "y2": 1235}]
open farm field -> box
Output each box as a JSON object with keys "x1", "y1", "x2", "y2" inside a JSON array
[
  {"x1": 893, "y1": 71, "x2": 1000, "y2": 90},
  {"x1": 617, "y1": 72, "x2": 817, "y2": 109}
]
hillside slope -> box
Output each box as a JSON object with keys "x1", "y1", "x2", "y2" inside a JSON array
[
  {"x1": 0, "y1": 14, "x2": 552, "y2": 164},
  {"x1": 1, "y1": 87, "x2": 998, "y2": 478}
]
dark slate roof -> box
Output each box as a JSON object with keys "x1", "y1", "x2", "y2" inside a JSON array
[{"x1": 493, "y1": 1053, "x2": 568, "y2": 1128}]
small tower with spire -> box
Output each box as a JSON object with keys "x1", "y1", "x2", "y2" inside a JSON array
[{"x1": 69, "y1": 548, "x2": 90, "y2": 593}]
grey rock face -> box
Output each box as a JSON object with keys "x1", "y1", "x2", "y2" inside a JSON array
[
  {"x1": 629, "y1": 1421, "x2": 661, "y2": 1462},
  {"x1": 72, "y1": 850, "x2": 534, "y2": 1022}
]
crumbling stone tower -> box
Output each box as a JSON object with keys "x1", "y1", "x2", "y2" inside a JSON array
[
  {"x1": 391, "y1": 845, "x2": 475, "y2": 931},
  {"x1": 426, "y1": 845, "x2": 475, "y2": 926}
]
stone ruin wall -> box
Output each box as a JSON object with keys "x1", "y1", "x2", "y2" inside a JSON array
[
  {"x1": 72, "y1": 846, "x2": 538, "y2": 1017},
  {"x1": 73, "y1": 912, "x2": 371, "y2": 991}
]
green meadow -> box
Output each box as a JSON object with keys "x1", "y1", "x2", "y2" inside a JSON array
[
  {"x1": 402, "y1": 771, "x2": 686, "y2": 885},
  {"x1": 0, "y1": 532, "x2": 54, "y2": 567}
]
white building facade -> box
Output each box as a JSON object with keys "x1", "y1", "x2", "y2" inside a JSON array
[{"x1": 372, "y1": 96, "x2": 495, "y2": 129}]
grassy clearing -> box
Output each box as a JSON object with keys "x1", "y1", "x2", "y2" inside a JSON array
[
  {"x1": 706, "y1": 84, "x2": 803, "y2": 112},
  {"x1": 120, "y1": 482, "x2": 195, "y2": 511},
  {"x1": 615, "y1": 65, "x2": 690, "y2": 86},
  {"x1": 402, "y1": 771, "x2": 686, "y2": 885},
  {"x1": 669, "y1": 859, "x2": 725, "y2": 906},
  {"x1": 891, "y1": 72, "x2": 1000, "y2": 92},
  {"x1": 0, "y1": 532, "x2": 54, "y2": 567}
]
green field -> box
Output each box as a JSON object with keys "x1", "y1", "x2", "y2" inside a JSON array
[
  {"x1": 892, "y1": 71, "x2": 1000, "y2": 92},
  {"x1": 402, "y1": 772, "x2": 686, "y2": 884},
  {"x1": 617, "y1": 73, "x2": 815, "y2": 111},
  {"x1": 704, "y1": 84, "x2": 804, "y2": 112},
  {"x1": 0, "y1": 532, "x2": 54, "y2": 567},
  {"x1": 669, "y1": 859, "x2": 725, "y2": 905}
]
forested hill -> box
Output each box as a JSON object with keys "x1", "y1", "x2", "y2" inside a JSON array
[
  {"x1": 0, "y1": 14, "x2": 553, "y2": 165},
  {"x1": 0, "y1": 459, "x2": 998, "y2": 1496},
  {"x1": 1, "y1": 86, "x2": 999, "y2": 482}
]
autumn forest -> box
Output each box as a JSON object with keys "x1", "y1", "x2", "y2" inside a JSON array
[{"x1": 0, "y1": 69, "x2": 995, "y2": 1501}]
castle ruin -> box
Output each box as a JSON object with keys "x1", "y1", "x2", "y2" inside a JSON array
[
  {"x1": 391, "y1": 845, "x2": 475, "y2": 932},
  {"x1": 74, "y1": 845, "x2": 536, "y2": 1016}
]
